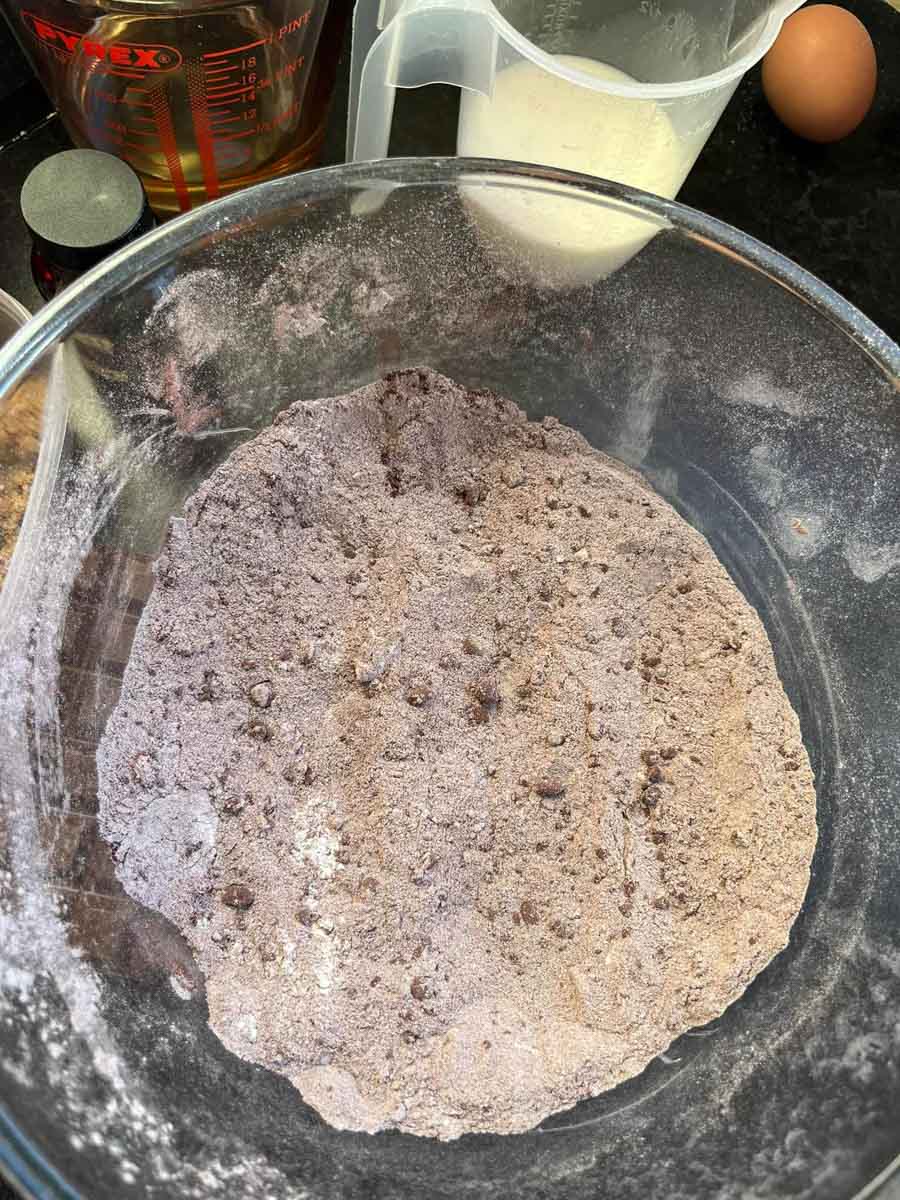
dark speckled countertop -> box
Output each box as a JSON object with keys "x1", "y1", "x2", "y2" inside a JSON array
[{"x1": 0, "y1": 2, "x2": 897, "y2": 1197}]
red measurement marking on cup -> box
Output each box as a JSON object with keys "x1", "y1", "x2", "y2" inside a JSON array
[
  {"x1": 207, "y1": 85, "x2": 256, "y2": 100},
  {"x1": 150, "y1": 85, "x2": 191, "y2": 212},
  {"x1": 94, "y1": 130, "x2": 156, "y2": 154},
  {"x1": 193, "y1": 43, "x2": 269, "y2": 180},
  {"x1": 186, "y1": 60, "x2": 220, "y2": 202},
  {"x1": 85, "y1": 73, "x2": 165, "y2": 169},
  {"x1": 201, "y1": 37, "x2": 266, "y2": 59}
]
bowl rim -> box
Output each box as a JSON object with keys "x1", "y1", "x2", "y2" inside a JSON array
[
  {"x1": 0, "y1": 158, "x2": 897, "y2": 407},
  {"x1": 0, "y1": 288, "x2": 31, "y2": 335},
  {"x1": 0, "y1": 157, "x2": 898, "y2": 1200}
]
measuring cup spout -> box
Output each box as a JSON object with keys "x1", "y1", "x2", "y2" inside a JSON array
[
  {"x1": 725, "y1": 0, "x2": 804, "y2": 68},
  {"x1": 771, "y1": 0, "x2": 804, "y2": 20},
  {"x1": 348, "y1": 0, "x2": 498, "y2": 160}
]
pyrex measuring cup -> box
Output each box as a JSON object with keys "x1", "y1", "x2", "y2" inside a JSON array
[
  {"x1": 348, "y1": 0, "x2": 803, "y2": 281},
  {"x1": 3, "y1": 0, "x2": 347, "y2": 216}
]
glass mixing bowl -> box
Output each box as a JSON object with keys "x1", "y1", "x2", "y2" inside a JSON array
[
  {"x1": 0, "y1": 289, "x2": 38, "y2": 589},
  {"x1": 0, "y1": 159, "x2": 898, "y2": 1200}
]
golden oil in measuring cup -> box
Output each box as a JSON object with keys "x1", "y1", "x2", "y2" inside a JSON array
[{"x1": 12, "y1": 0, "x2": 347, "y2": 216}]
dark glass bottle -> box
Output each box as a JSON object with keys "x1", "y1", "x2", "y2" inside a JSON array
[{"x1": 21, "y1": 149, "x2": 155, "y2": 301}]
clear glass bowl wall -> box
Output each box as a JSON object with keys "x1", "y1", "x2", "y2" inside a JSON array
[{"x1": 0, "y1": 160, "x2": 898, "y2": 1200}]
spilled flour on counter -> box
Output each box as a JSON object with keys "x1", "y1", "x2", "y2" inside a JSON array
[{"x1": 96, "y1": 368, "x2": 817, "y2": 1139}]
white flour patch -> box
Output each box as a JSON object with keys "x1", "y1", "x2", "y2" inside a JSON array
[
  {"x1": 746, "y1": 442, "x2": 789, "y2": 509},
  {"x1": 613, "y1": 340, "x2": 670, "y2": 466},
  {"x1": 843, "y1": 535, "x2": 900, "y2": 584},
  {"x1": 146, "y1": 270, "x2": 230, "y2": 369},
  {"x1": 724, "y1": 371, "x2": 810, "y2": 418}
]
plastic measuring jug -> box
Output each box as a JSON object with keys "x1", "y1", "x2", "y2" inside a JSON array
[
  {"x1": 347, "y1": 0, "x2": 802, "y2": 280},
  {"x1": 349, "y1": 0, "x2": 803, "y2": 166},
  {"x1": 3, "y1": 0, "x2": 347, "y2": 217}
]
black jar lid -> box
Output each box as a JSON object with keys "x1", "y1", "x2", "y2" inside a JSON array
[{"x1": 20, "y1": 149, "x2": 154, "y2": 273}]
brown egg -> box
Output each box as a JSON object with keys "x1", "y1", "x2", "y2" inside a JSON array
[{"x1": 762, "y1": 4, "x2": 877, "y2": 143}]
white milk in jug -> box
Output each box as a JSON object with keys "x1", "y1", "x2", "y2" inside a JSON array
[{"x1": 458, "y1": 56, "x2": 700, "y2": 283}]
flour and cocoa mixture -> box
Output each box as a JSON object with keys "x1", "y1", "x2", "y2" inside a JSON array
[{"x1": 97, "y1": 368, "x2": 817, "y2": 1140}]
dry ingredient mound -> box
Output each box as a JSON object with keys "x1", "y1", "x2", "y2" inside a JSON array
[{"x1": 97, "y1": 368, "x2": 817, "y2": 1140}]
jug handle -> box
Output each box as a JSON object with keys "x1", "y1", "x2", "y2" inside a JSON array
[
  {"x1": 726, "y1": 0, "x2": 804, "y2": 63},
  {"x1": 347, "y1": 0, "x2": 385, "y2": 161},
  {"x1": 347, "y1": 0, "x2": 498, "y2": 162}
]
